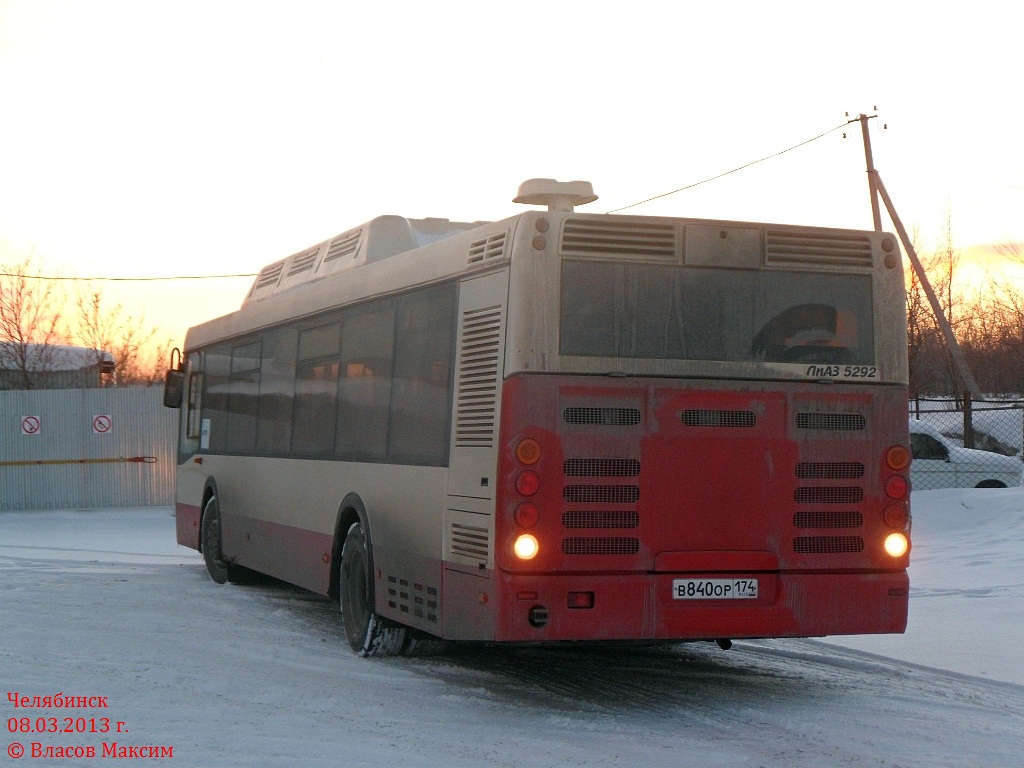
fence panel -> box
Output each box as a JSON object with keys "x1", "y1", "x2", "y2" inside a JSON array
[
  {"x1": 0, "y1": 388, "x2": 176, "y2": 510},
  {"x1": 910, "y1": 395, "x2": 1024, "y2": 491}
]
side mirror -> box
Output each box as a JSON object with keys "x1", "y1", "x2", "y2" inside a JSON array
[
  {"x1": 163, "y1": 369, "x2": 185, "y2": 409},
  {"x1": 163, "y1": 347, "x2": 185, "y2": 409}
]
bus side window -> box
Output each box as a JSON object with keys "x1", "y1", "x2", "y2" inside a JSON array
[
  {"x1": 335, "y1": 302, "x2": 394, "y2": 462},
  {"x1": 388, "y1": 283, "x2": 457, "y2": 466}
]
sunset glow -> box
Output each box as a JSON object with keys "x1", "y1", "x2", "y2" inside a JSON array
[{"x1": 2, "y1": 1, "x2": 1022, "y2": 358}]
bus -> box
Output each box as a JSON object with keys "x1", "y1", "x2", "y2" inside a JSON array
[{"x1": 165, "y1": 178, "x2": 912, "y2": 656}]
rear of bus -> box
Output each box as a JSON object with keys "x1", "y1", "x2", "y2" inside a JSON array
[{"x1": 488, "y1": 212, "x2": 910, "y2": 643}]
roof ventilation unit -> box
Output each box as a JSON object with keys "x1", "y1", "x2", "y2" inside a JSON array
[{"x1": 513, "y1": 178, "x2": 598, "y2": 212}]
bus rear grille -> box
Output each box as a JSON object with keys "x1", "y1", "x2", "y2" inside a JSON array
[
  {"x1": 795, "y1": 462, "x2": 865, "y2": 479},
  {"x1": 449, "y1": 522, "x2": 489, "y2": 560},
  {"x1": 563, "y1": 407, "x2": 641, "y2": 426},
  {"x1": 796, "y1": 413, "x2": 866, "y2": 431},
  {"x1": 794, "y1": 487, "x2": 864, "y2": 504},
  {"x1": 286, "y1": 248, "x2": 319, "y2": 277},
  {"x1": 251, "y1": 261, "x2": 284, "y2": 292},
  {"x1": 561, "y1": 219, "x2": 677, "y2": 262},
  {"x1": 467, "y1": 231, "x2": 507, "y2": 264},
  {"x1": 793, "y1": 536, "x2": 865, "y2": 554},
  {"x1": 562, "y1": 537, "x2": 640, "y2": 556},
  {"x1": 454, "y1": 306, "x2": 502, "y2": 447},
  {"x1": 563, "y1": 485, "x2": 640, "y2": 504},
  {"x1": 765, "y1": 229, "x2": 873, "y2": 268},
  {"x1": 793, "y1": 511, "x2": 864, "y2": 529},
  {"x1": 562, "y1": 511, "x2": 640, "y2": 529},
  {"x1": 682, "y1": 409, "x2": 756, "y2": 428},
  {"x1": 323, "y1": 230, "x2": 362, "y2": 263},
  {"x1": 563, "y1": 459, "x2": 640, "y2": 477}
]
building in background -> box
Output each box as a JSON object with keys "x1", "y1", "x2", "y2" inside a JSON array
[{"x1": 0, "y1": 343, "x2": 115, "y2": 390}]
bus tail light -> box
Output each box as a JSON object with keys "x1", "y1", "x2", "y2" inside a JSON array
[
  {"x1": 884, "y1": 474, "x2": 909, "y2": 500},
  {"x1": 515, "y1": 470, "x2": 540, "y2": 497},
  {"x1": 884, "y1": 532, "x2": 909, "y2": 558},
  {"x1": 514, "y1": 534, "x2": 539, "y2": 560},
  {"x1": 514, "y1": 502, "x2": 539, "y2": 528},
  {"x1": 883, "y1": 504, "x2": 909, "y2": 530}
]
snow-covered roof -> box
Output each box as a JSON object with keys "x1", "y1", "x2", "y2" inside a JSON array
[{"x1": 0, "y1": 342, "x2": 116, "y2": 372}]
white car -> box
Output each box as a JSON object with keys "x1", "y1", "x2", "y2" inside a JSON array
[{"x1": 909, "y1": 419, "x2": 1022, "y2": 490}]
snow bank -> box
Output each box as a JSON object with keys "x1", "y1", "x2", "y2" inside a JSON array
[{"x1": 820, "y1": 486, "x2": 1024, "y2": 685}]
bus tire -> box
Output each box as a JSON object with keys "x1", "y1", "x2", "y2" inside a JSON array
[
  {"x1": 200, "y1": 496, "x2": 230, "y2": 585},
  {"x1": 339, "y1": 521, "x2": 408, "y2": 657}
]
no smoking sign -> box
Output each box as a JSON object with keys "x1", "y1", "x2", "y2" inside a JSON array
[
  {"x1": 93, "y1": 415, "x2": 112, "y2": 434},
  {"x1": 20, "y1": 415, "x2": 41, "y2": 436}
]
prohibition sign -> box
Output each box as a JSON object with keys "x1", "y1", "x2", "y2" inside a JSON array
[
  {"x1": 93, "y1": 415, "x2": 112, "y2": 434},
  {"x1": 21, "y1": 415, "x2": 41, "y2": 435}
]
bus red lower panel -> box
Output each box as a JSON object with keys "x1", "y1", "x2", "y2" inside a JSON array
[
  {"x1": 494, "y1": 570, "x2": 908, "y2": 642},
  {"x1": 176, "y1": 502, "x2": 201, "y2": 549}
]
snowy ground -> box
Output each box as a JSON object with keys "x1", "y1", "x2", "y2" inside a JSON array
[{"x1": 1, "y1": 490, "x2": 1022, "y2": 767}]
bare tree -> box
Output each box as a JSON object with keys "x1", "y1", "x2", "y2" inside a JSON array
[
  {"x1": 0, "y1": 256, "x2": 69, "y2": 389},
  {"x1": 904, "y1": 214, "x2": 975, "y2": 396},
  {"x1": 75, "y1": 288, "x2": 165, "y2": 386}
]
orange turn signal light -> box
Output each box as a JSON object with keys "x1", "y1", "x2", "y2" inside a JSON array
[
  {"x1": 515, "y1": 438, "x2": 541, "y2": 465},
  {"x1": 886, "y1": 445, "x2": 911, "y2": 471}
]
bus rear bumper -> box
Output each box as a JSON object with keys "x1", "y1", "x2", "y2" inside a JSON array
[{"x1": 493, "y1": 570, "x2": 909, "y2": 642}]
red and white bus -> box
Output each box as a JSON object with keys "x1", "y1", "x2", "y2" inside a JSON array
[{"x1": 165, "y1": 178, "x2": 912, "y2": 655}]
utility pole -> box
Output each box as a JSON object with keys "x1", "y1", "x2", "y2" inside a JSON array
[
  {"x1": 859, "y1": 112, "x2": 883, "y2": 232},
  {"x1": 850, "y1": 111, "x2": 982, "y2": 400}
]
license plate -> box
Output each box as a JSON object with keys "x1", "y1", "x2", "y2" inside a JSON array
[{"x1": 672, "y1": 578, "x2": 759, "y2": 600}]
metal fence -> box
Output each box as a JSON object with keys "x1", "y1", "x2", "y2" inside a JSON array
[
  {"x1": 0, "y1": 387, "x2": 177, "y2": 510},
  {"x1": 910, "y1": 394, "x2": 1024, "y2": 490}
]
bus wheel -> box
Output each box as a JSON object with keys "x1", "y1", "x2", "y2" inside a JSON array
[
  {"x1": 200, "y1": 496, "x2": 230, "y2": 585},
  {"x1": 339, "y1": 521, "x2": 408, "y2": 657}
]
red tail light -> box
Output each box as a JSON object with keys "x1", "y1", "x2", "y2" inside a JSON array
[{"x1": 885, "y1": 475, "x2": 909, "y2": 500}]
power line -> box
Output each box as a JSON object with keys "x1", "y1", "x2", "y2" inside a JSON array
[
  {"x1": 0, "y1": 271, "x2": 257, "y2": 282},
  {"x1": 7, "y1": 122, "x2": 852, "y2": 281},
  {"x1": 605, "y1": 120, "x2": 850, "y2": 214}
]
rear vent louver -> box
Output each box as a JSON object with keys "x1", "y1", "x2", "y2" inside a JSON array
[
  {"x1": 468, "y1": 231, "x2": 507, "y2": 264},
  {"x1": 561, "y1": 219, "x2": 677, "y2": 262},
  {"x1": 252, "y1": 262, "x2": 285, "y2": 293},
  {"x1": 765, "y1": 229, "x2": 873, "y2": 268},
  {"x1": 454, "y1": 306, "x2": 502, "y2": 447},
  {"x1": 563, "y1": 485, "x2": 640, "y2": 504},
  {"x1": 562, "y1": 511, "x2": 640, "y2": 529},
  {"x1": 682, "y1": 409, "x2": 756, "y2": 428},
  {"x1": 563, "y1": 459, "x2": 640, "y2": 477},
  {"x1": 794, "y1": 487, "x2": 864, "y2": 505},
  {"x1": 795, "y1": 462, "x2": 865, "y2": 479},
  {"x1": 323, "y1": 231, "x2": 362, "y2": 263},
  {"x1": 562, "y1": 537, "x2": 640, "y2": 556},
  {"x1": 793, "y1": 536, "x2": 865, "y2": 554},
  {"x1": 793, "y1": 511, "x2": 864, "y2": 529},
  {"x1": 449, "y1": 522, "x2": 490, "y2": 562},
  {"x1": 796, "y1": 413, "x2": 866, "y2": 431},
  {"x1": 287, "y1": 249, "x2": 319, "y2": 277},
  {"x1": 563, "y1": 407, "x2": 641, "y2": 426}
]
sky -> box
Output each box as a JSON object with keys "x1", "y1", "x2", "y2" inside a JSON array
[{"x1": 1, "y1": 1, "x2": 1022, "y2": 355}]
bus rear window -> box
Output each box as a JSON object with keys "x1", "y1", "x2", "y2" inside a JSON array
[{"x1": 559, "y1": 261, "x2": 874, "y2": 365}]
